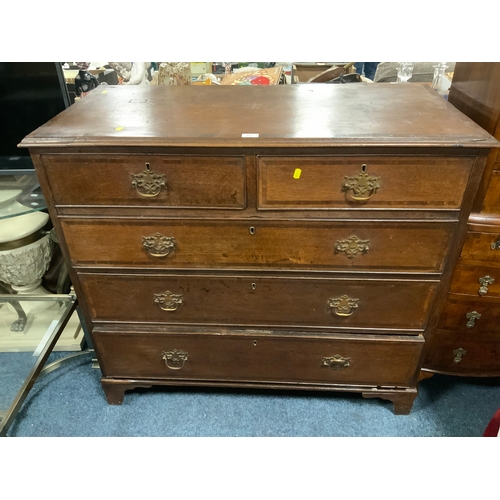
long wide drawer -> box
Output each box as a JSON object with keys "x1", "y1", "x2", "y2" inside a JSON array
[
  {"x1": 61, "y1": 218, "x2": 455, "y2": 273},
  {"x1": 257, "y1": 156, "x2": 474, "y2": 210},
  {"x1": 41, "y1": 154, "x2": 246, "y2": 209},
  {"x1": 80, "y1": 272, "x2": 438, "y2": 332},
  {"x1": 93, "y1": 329, "x2": 424, "y2": 387}
]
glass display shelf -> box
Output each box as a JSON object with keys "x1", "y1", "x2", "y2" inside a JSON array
[
  {"x1": 0, "y1": 164, "x2": 92, "y2": 436},
  {"x1": 0, "y1": 169, "x2": 47, "y2": 221},
  {"x1": 0, "y1": 292, "x2": 89, "y2": 436}
]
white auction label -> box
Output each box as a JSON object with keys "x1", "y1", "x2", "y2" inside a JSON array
[{"x1": 241, "y1": 133, "x2": 259, "y2": 137}]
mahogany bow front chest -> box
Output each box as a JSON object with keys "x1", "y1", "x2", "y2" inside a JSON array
[{"x1": 21, "y1": 83, "x2": 498, "y2": 414}]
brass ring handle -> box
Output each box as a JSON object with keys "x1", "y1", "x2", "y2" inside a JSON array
[
  {"x1": 478, "y1": 275, "x2": 495, "y2": 296},
  {"x1": 142, "y1": 233, "x2": 176, "y2": 257},
  {"x1": 162, "y1": 349, "x2": 189, "y2": 370},
  {"x1": 131, "y1": 162, "x2": 166, "y2": 198},
  {"x1": 491, "y1": 237, "x2": 500, "y2": 250},
  {"x1": 154, "y1": 291, "x2": 183, "y2": 312},
  {"x1": 341, "y1": 164, "x2": 381, "y2": 201},
  {"x1": 322, "y1": 355, "x2": 351, "y2": 370},
  {"x1": 328, "y1": 295, "x2": 359, "y2": 317}
]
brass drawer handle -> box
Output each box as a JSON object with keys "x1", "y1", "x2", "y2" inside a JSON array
[
  {"x1": 478, "y1": 275, "x2": 495, "y2": 296},
  {"x1": 491, "y1": 237, "x2": 500, "y2": 250},
  {"x1": 142, "y1": 233, "x2": 176, "y2": 257},
  {"x1": 131, "y1": 162, "x2": 166, "y2": 198},
  {"x1": 341, "y1": 164, "x2": 381, "y2": 201},
  {"x1": 322, "y1": 355, "x2": 351, "y2": 370},
  {"x1": 466, "y1": 311, "x2": 481, "y2": 328},
  {"x1": 334, "y1": 235, "x2": 370, "y2": 259},
  {"x1": 162, "y1": 349, "x2": 189, "y2": 370},
  {"x1": 453, "y1": 348, "x2": 467, "y2": 364},
  {"x1": 328, "y1": 295, "x2": 359, "y2": 317},
  {"x1": 154, "y1": 290, "x2": 183, "y2": 311}
]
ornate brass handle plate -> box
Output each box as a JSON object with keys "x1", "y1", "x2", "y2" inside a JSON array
[
  {"x1": 334, "y1": 235, "x2": 370, "y2": 259},
  {"x1": 162, "y1": 349, "x2": 189, "y2": 370},
  {"x1": 154, "y1": 290, "x2": 183, "y2": 312},
  {"x1": 453, "y1": 348, "x2": 467, "y2": 364},
  {"x1": 466, "y1": 311, "x2": 481, "y2": 328},
  {"x1": 328, "y1": 295, "x2": 359, "y2": 317},
  {"x1": 341, "y1": 164, "x2": 381, "y2": 201},
  {"x1": 322, "y1": 355, "x2": 351, "y2": 370},
  {"x1": 478, "y1": 275, "x2": 495, "y2": 296},
  {"x1": 142, "y1": 233, "x2": 176, "y2": 257},
  {"x1": 491, "y1": 237, "x2": 500, "y2": 250},
  {"x1": 131, "y1": 162, "x2": 166, "y2": 198}
]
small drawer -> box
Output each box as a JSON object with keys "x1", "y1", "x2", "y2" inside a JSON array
[
  {"x1": 449, "y1": 264, "x2": 500, "y2": 298},
  {"x1": 424, "y1": 329, "x2": 500, "y2": 376},
  {"x1": 93, "y1": 329, "x2": 424, "y2": 388},
  {"x1": 41, "y1": 154, "x2": 246, "y2": 209},
  {"x1": 437, "y1": 294, "x2": 500, "y2": 335},
  {"x1": 257, "y1": 156, "x2": 473, "y2": 210},
  {"x1": 80, "y1": 272, "x2": 438, "y2": 332},
  {"x1": 460, "y1": 228, "x2": 500, "y2": 263},
  {"x1": 61, "y1": 218, "x2": 455, "y2": 274}
]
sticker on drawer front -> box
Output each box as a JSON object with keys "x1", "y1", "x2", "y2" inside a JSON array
[
  {"x1": 293, "y1": 168, "x2": 302, "y2": 179},
  {"x1": 241, "y1": 133, "x2": 259, "y2": 137},
  {"x1": 115, "y1": 126, "x2": 124, "y2": 131}
]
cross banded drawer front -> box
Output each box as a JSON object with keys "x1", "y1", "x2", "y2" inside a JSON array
[
  {"x1": 93, "y1": 331, "x2": 424, "y2": 387},
  {"x1": 41, "y1": 154, "x2": 246, "y2": 209},
  {"x1": 60, "y1": 218, "x2": 455, "y2": 273},
  {"x1": 257, "y1": 156, "x2": 473, "y2": 210},
  {"x1": 79, "y1": 273, "x2": 438, "y2": 332}
]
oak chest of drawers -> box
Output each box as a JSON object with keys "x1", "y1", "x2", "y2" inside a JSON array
[{"x1": 21, "y1": 83, "x2": 498, "y2": 414}]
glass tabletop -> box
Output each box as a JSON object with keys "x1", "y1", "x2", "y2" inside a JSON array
[
  {"x1": 0, "y1": 169, "x2": 47, "y2": 221},
  {"x1": 0, "y1": 293, "x2": 84, "y2": 435}
]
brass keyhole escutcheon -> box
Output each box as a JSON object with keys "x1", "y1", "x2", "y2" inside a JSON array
[
  {"x1": 249, "y1": 226, "x2": 256, "y2": 235},
  {"x1": 251, "y1": 283, "x2": 256, "y2": 290},
  {"x1": 253, "y1": 340, "x2": 257, "y2": 347}
]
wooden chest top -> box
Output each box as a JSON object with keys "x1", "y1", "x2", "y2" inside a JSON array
[{"x1": 19, "y1": 84, "x2": 498, "y2": 149}]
